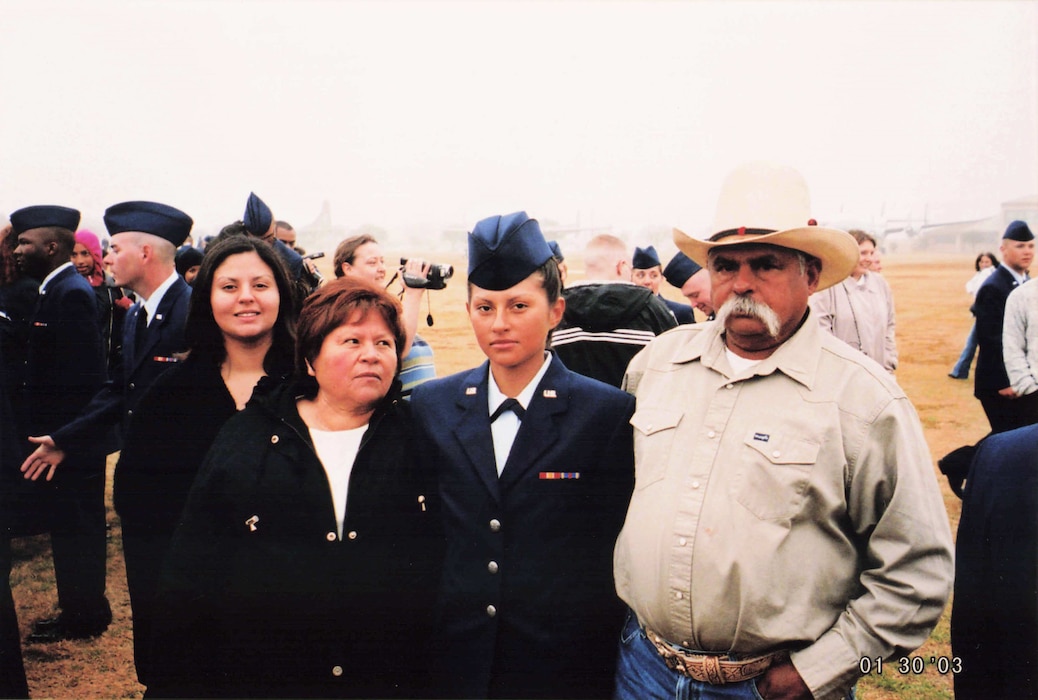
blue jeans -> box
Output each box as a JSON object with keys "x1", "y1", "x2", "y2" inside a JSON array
[
  {"x1": 614, "y1": 610, "x2": 764, "y2": 700},
  {"x1": 614, "y1": 610, "x2": 855, "y2": 700},
  {"x1": 951, "y1": 322, "x2": 978, "y2": 378}
]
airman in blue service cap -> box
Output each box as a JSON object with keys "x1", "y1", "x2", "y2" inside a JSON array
[
  {"x1": 10, "y1": 205, "x2": 81, "y2": 235},
  {"x1": 632, "y1": 245, "x2": 661, "y2": 270},
  {"x1": 104, "y1": 201, "x2": 193, "y2": 247},
  {"x1": 662, "y1": 251, "x2": 702, "y2": 288},
  {"x1": 467, "y1": 211, "x2": 553, "y2": 291},
  {"x1": 1003, "y1": 220, "x2": 1034, "y2": 241},
  {"x1": 243, "y1": 192, "x2": 274, "y2": 236}
]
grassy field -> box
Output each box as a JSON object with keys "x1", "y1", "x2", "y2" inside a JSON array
[{"x1": 11, "y1": 252, "x2": 986, "y2": 699}]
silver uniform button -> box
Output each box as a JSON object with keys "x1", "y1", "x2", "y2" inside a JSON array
[
  {"x1": 486, "y1": 605, "x2": 497, "y2": 617},
  {"x1": 347, "y1": 531, "x2": 358, "y2": 540},
  {"x1": 128, "y1": 382, "x2": 136, "y2": 390},
  {"x1": 331, "y1": 665, "x2": 343, "y2": 677},
  {"x1": 326, "y1": 532, "x2": 337, "y2": 542},
  {"x1": 271, "y1": 435, "x2": 280, "y2": 444},
  {"x1": 489, "y1": 519, "x2": 501, "y2": 532},
  {"x1": 487, "y1": 561, "x2": 499, "y2": 574}
]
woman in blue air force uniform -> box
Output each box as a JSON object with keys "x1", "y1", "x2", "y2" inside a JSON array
[{"x1": 411, "y1": 212, "x2": 635, "y2": 699}]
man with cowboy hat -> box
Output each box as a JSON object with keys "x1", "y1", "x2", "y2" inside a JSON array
[{"x1": 613, "y1": 163, "x2": 953, "y2": 700}]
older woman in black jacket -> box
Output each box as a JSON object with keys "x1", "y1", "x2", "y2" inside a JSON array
[{"x1": 148, "y1": 277, "x2": 442, "y2": 699}]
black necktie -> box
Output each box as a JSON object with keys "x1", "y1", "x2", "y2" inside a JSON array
[
  {"x1": 490, "y1": 398, "x2": 525, "y2": 422},
  {"x1": 134, "y1": 307, "x2": 148, "y2": 350}
]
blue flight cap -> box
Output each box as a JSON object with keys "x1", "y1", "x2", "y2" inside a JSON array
[
  {"x1": 175, "y1": 245, "x2": 204, "y2": 277},
  {"x1": 104, "y1": 201, "x2": 193, "y2": 246},
  {"x1": 468, "y1": 211, "x2": 553, "y2": 291},
  {"x1": 547, "y1": 240, "x2": 564, "y2": 262},
  {"x1": 1003, "y1": 220, "x2": 1035, "y2": 242},
  {"x1": 10, "y1": 205, "x2": 81, "y2": 235},
  {"x1": 632, "y1": 245, "x2": 661, "y2": 270},
  {"x1": 243, "y1": 192, "x2": 273, "y2": 236},
  {"x1": 663, "y1": 252, "x2": 703, "y2": 288}
]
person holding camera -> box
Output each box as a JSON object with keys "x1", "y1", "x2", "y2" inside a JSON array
[{"x1": 333, "y1": 234, "x2": 439, "y2": 396}]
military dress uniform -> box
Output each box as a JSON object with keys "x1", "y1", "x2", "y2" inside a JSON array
[
  {"x1": 51, "y1": 200, "x2": 194, "y2": 455},
  {"x1": 410, "y1": 211, "x2": 636, "y2": 699},
  {"x1": 8, "y1": 205, "x2": 112, "y2": 637},
  {"x1": 412, "y1": 357, "x2": 634, "y2": 699},
  {"x1": 974, "y1": 222, "x2": 1034, "y2": 433}
]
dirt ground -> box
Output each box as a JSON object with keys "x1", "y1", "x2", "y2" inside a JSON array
[{"x1": 10, "y1": 252, "x2": 987, "y2": 699}]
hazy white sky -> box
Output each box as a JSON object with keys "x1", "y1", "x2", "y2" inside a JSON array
[{"x1": 3, "y1": 0, "x2": 1036, "y2": 241}]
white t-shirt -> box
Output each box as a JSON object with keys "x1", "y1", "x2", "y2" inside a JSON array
[
  {"x1": 309, "y1": 424, "x2": 367, "y2": 539},
  {"x1": 725, "y1": 347, "x2": 762, "y2": 376}
]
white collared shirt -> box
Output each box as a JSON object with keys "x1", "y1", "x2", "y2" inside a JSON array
[
  {"x1": 488, "y1": 352, "x2": 553, "y2": 476},
  {"x1": 142, "y1": 271, "x2": 180, "y2": 326},
  {"x1": 38, "y1": 262, "x2": 74, "y2": 293}
]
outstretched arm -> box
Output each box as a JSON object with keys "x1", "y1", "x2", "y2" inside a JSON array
[
  {"x1": 399, "y1": 259, "x2": 430, "y2": 358},
  {"x1": 20, "y1": 436, "x2": 65, "y2": 481}
]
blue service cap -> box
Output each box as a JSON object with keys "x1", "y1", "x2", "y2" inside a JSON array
[
  {"x1": 663, "y1": 252, "x2": 703, "y2": 288},
  {"x1": 9, "y1": 205, "x2": 81, "y2": 235},
  {"x1": 104, "y1": 201, "x2": 193, "y2": 246},
  {"x1": 1003, "y1": 220, "x2": 1035, "y2": 242},
  {"x1": 468, "y1": 211, "x2": 553, "y2": 291},
  {"x1": 547, "y1": 240, "x2": 564, "y2": 262},
  {"x1": 632, "y1": 245, "x2": 661, "y2": 270},
  {"x1": 243, "y1": 192, "x2": 273, "y2": 236}
]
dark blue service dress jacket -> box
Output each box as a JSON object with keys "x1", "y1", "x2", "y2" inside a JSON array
[
  {"x1": 952, "y1": 424, "x2": 1038, "y2": 699},
  {"x1": 18, "y1": 266, "x2": 105, "y2": 440},
  {"x1": 411, "y1": 355, "x2": 635, "y2": 699},
  {"x1": 662, "y1": 296, "x2": 695, "y2": 325},
  {"x1": 974, "y1": 265, "x2": 1023, "y2": 398},
  {"x1": 53, "y1": 276, "x2": 190, "y2": 454}
]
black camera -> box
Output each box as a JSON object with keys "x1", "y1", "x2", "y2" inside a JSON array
[
  {"x1": 301, "y1": 252, "x2": 325, "y2": 291},
  {"x1": 400, "y1": 258, "x2": 454, "y2": 290}
]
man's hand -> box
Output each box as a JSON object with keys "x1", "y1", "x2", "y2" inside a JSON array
[
  {"x1": 755, "y1": 657, "x2": 812, "y2": 700},
  {"x1": 998, "y1": 386, "x2": 1019, "y2": 398},
  {"x1": 401, "y1": 259, "x2": 431, "y2": 291},
  {"x1": 20, "y1": 436, "x2": 65, "y2": 481}
]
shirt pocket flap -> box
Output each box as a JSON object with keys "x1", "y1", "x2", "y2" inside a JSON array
[
  {"x1": 743, "y1": 433, "x2": 820, "y2": 465},
  {"x1": 630, "y1": 408, "x2": 683, "y2": 436}
]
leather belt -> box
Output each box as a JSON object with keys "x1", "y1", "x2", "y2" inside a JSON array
[{"x1": 644, "y1": 627, "x2": 783, "y2": 684}]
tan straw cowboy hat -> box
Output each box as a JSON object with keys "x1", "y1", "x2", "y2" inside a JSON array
[{"x1": 673, "y1": 162, "x2": 859, "y2": 291}]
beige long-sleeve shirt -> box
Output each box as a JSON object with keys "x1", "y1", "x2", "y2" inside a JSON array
[
  {"x1": 810, "y1": 272, "x2": 898, "y2": 372},
  {"x1": 616, "y1": 315, "x2": 953, "y2": 700}
]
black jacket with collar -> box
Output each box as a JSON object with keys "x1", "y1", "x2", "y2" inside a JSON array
[{"x1": 147, "y1": 379, "x2": 443, "y2": 699}]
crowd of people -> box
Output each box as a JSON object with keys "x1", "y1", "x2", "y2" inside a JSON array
[{"x1": 0, "y1": 165, "x2": 1032, "y2": 699}]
